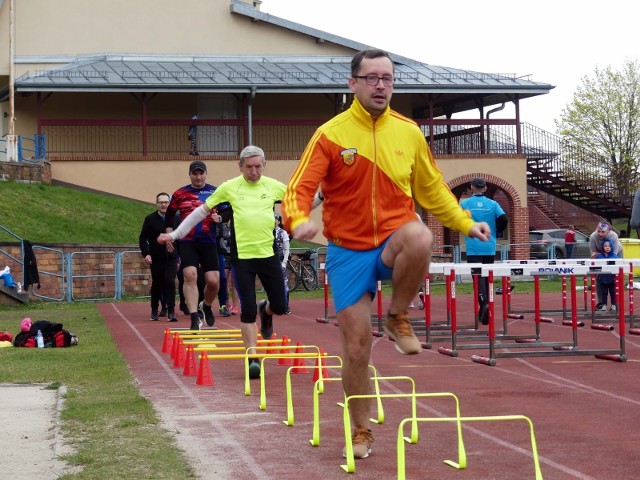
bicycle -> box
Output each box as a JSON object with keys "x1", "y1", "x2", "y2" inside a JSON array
[{"x1": 286, "y1": 250, "x2": 318, "y2": 291}]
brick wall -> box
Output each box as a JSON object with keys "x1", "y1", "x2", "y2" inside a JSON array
[
  {"x1": 0, "y1": 160, "x2": 51, "y2": 184},
  {"x1": 0, "y1": 243, "x2": 149, "y2": 304}
]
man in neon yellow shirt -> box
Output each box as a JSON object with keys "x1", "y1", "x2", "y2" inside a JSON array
[{"x1": 158, "y1": 146, "x2": 287, "y2": 379}]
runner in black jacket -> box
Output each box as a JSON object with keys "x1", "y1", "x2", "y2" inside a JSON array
[{"x1": 139, "y1": 192, "x2": 179, "y2": 321}]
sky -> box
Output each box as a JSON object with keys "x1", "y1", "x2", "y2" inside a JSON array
[{"x1": 260, "y1": 0, "x2": 639, "y2": 133}]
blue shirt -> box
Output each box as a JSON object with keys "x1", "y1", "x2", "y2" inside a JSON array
[{"x1": 460, "y1": 194, "x2": 505, "y2": 256}]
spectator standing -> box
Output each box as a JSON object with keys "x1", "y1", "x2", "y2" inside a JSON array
[
  {"x1": 282, "y1": 49, "x2": 489, "y2": 459},
  {"x1": 139, "y1": 192, "x2": 179, "y2": 321},
  {"x1": 188, "y1": 115, "x2": 199, "y2": 156},
  {"x1": 274, "y1": 213, "x2": 291, "y2": 314},
  {"x1": 595, "y1": 239, "x2": 619, "y2": 311},
  {"x1": 159, "y1": 146, "x2": 287, "y2": 379},
  {"x1": 165, "y1": 160, "x2": 221, "y2": 330},
  {"x1": 216, "y1": 216, "x2": 233, "y2": 317},
  {"x1": 565, "y1": 225, "x2": 577, "y2": 259},
  {"x1": 460, "y1": 177, "x2": 508, "y2": 325},
  {"x1": 589, "y1": 222, "x2": 623, "y2": 258}
]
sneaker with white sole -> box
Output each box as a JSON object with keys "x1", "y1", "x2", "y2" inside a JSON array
[
  {"x1": 383, "y1": 312, "x2": 421, "y2": 354},
  {"x1": 199, "y1": 301, "x2": 215, "y2": 327},
  {"x1": 342, "y1": 427, "x2": 374, "y2": 459},
  {"x1": 417, "y1": 291, "x2": 425, "y2": 310}
]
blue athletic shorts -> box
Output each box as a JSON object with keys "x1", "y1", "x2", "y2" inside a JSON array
[{"x1": 326, "y1": 238, "x2": 393, "y2": 313}]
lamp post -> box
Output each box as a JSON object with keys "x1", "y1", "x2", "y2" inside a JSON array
[{"x1": 6, "y1": 0, "x2": 18, "y2": 161}]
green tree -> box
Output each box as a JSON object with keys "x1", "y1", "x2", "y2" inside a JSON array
[{"x1": 557, "y1": 59, "x2": 640, "y2": 200}]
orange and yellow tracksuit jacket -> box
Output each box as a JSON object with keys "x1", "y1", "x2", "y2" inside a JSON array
[{"x1": 283, "y1": 98, "x2": 474, "y2": 250}]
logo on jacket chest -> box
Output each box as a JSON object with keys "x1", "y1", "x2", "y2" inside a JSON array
[{"x1": 340, "y1": 148, "x2": 357, "y2": 166}]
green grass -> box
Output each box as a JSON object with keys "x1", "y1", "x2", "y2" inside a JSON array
[
  {"x1": 0, "y1": 182, "x2": 153, "y2": 244},
  {"x1": 0, "y1": 302, "x2": 195, "y2": 479}
]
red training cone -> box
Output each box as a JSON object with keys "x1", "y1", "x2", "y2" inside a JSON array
[
  {"x1": 170, "y1": 332, "x2": 180, "y2": 360},
  {"x1": 161, "y1": 327, "x2": 172, "y2": 354},
  {"x1": 278, "y1": 336, "x2": 294, "y2": 366},
  {"x1": 196, "y1": 353, "x2": 214, "y2": 386},
  {"x1": 173, "y1": 337, "x2": 185, "y2": 368},
  {"x1": 292, "y1": 342, "x2": 309, "y2": 374},
  {"x1": 183, "y1": 344, "x2": 197, "y2": 376}
]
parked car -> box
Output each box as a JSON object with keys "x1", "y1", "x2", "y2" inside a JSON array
[{"x1": 529, "y1": 229, "x2": 591, "y2": 259}]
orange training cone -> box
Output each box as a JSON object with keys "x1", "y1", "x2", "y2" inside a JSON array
[
  {"x1": 173, "y1": 337, "x2": 185, "y2": 368},
  {"x1": 196, "y1": 353, "x2": 214, "y2": 386},
  {"x1": 162, "y1": 327, "x2": 172, "y2": 354},
  {"x1": 292, "y1": 341, "x2": 309, "y2": 374},
  {"x1": 170, "y1": 332, "x2": 180, "y2": 360},
  {"x1": 183, "y1": 344, "x2": 197, "y2": 376},
  {"x1": 278, "y1": 336, "x2": 294, "y2": 366},
  {"x1": 312, "y1": 349, "x2": 328, "y2": 383}
]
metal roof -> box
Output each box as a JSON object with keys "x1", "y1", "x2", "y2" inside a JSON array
[{"x1": 11, "y1": 54, "x2": 551, "y2": 95}]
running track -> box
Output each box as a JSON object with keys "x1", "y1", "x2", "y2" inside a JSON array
[{"x1": 99, "y1": 293, "x2": 640, "y2": 480}]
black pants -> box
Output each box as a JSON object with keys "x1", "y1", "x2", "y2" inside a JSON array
[
  {"x1": 150, "y1": 257, "x2": 178, "y2": 312},
  {"x1": 467, "y1": 254, "x2": 495, "y2": 308},
  {"x1": 232, "y1": 255, "x2": 287, "y2": 323}
]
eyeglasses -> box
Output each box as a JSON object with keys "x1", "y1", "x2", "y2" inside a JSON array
[
  {"x1": 353, "y1": 75, "x2": 394, "y2": 87},
  {"x1": 157, "y1": 201, "x2": 170, "y2": 205}
]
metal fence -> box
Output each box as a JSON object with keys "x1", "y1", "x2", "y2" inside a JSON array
[
  {"x1": 1, "y1": 239, "x2": 573, "y2": 303},
  {"x1": 0, "y1": 134, "x2": 46, "y2": 162}
]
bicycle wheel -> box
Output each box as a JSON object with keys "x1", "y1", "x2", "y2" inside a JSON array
[
  {"x1": 286, "y1": 261, "x2": 300, "y2": 291},
  {"x1": 301, "y1": 264, "x2": 318, "y2": 291}
]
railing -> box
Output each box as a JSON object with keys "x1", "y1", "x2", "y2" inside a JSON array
[
  {"x1": 41, "y1": 118, "x2": 523, "y2": 159},
  {"x1": 1, "y1": 239, "x2": 583, "y2": 303},
  {"x1": 0, "y1": 134, "x2": 46, "y2": 162},
  {"x1": 519, "y1": 123, "x2": 634, "y2": 206}
]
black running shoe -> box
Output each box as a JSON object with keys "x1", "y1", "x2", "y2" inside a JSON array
[
  {"x1": 150, "y1": 311, "x2": 159, "y2": 321},
  {"x1": 199, "y1": 301, "x2": 215, "y2": 327},
  {"x1": 479, "y1": 304, "x2": 489, "y2": 325},
  {"x1": 259, "y1": 300, "x2": 273, "y2": 339},
  {"x1": 167, "y1": 311, "x2": 178, "y2": 322},
  {"x1": 190, "y1": 313, "x2": 201, "y2": 331},
  {"x1": 248, "y1": 359, "x2": 261, "y2": 379}
]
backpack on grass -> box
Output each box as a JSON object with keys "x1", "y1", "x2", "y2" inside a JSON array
[{"x1": 13, "y1": 320, "x2": 73, "y2": 348}]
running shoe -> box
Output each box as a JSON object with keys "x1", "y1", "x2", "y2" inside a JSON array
[
  {"x1": 259, "y1": 300, "x2": 273, "y2": 340},
  {"x1": 417, "y1": 291, "x2": 425, "y2": 310},
  {"x1": 199, "y1": 301, "x2": 215, "y2": 327},
  {"x1": 248, "y1": 358, "x2": 261, "y2": 379},
  {"x1": 383, "y1": 312, "x2": 420, "y2": 354},
  {"x1": 342, "y1": 427, "x2": 374, "y2": 459},
  {"x1": 219, "y1": 305, "x2": 231, "y2": 317},
  {"x1": 190, "y1": 313, "x2": 201, "y2": 331},
  {"x1": 479, "y1": 304, "x2": 489, "y2": 325}
]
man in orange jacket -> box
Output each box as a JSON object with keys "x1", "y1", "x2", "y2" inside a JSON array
[{"x1": 283, "y1": 48, "x2": 489, "y2": 460}]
